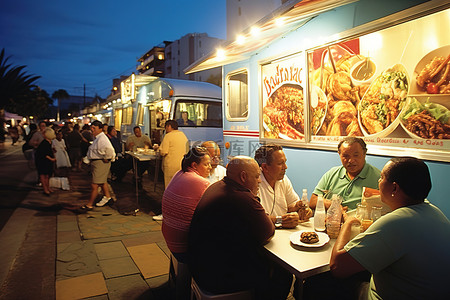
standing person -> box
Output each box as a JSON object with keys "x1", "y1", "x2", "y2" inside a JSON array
[
  {"x1": 8, "y1": 122, "x2": 19, "y2": 145},
  {"x1": 29, "y1": 121, "x2": 47, "y2": 148},
  {"x1": 310, "y1": 137, "x2": 381, "y2": 210},
  {"x1": 330, "y1": 157, "x2": 450, "y2": 299},
  {"x1": 162, "y1": 147, "x2": 211, "y2": 262},
  {"x1": 80, "y1": 120, "x2": 116, "y2": 211},
  {"x1": 201, "y1": 140, "x2": 226, "y2": 183},
  {"x1": 156, "y1": 120, "x2": 189, "y2": 188},
  {"x1": 52, "y1": 131, "x2": 71, "y2": 169},
  {"x1": 126, "y1": 126, "x2": 151, "y2": 187},
  {"x1": 152, "y1": 120, "x2": 188, "y2": 221},
  {"x1": 35, "y1": 128, "x2": 57, "y2": 196},
  {"x1": 188, "y1": 156, "x2": 291, "y2": 300},
  {"x1": 80, "y1": 124, "x2": 94, "y2": 158},
  {"x1": 107, "y1": 125, "x2": 126, "y2": 182},
  {"x1": 66, "y1": 124, "x2": 86, "y2": 171},
  {"x1": 254, "y1": 144, "x2": 312, "y2": 228}
]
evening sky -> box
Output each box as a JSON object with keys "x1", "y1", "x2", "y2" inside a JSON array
[{"x1": 0, "y1": 0, "x2": 226, "y2": 98}]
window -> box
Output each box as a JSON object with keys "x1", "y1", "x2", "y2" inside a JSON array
[
  {"x1": 137, "y1": 104, "x2": 144, "y2": 125},
  {"x1": 114, "y1": 108, "x2": 122, "y2": 129},
  {"x1": 226, "y1": 70, "x2": 248, "y2": 120},
  {"x1": 122, "y1": 106, "x2": 133, "y2": 125},
  {"x1": 174, "y1": 100, "x2": 222, "y2": 127}
]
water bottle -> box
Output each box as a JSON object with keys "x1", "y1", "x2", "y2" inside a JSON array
[
  {"x1": 314, "y1": 195, "x2": 326, "y2": 231},
  {"x1": 301, "y1": 189, "x2": 309, "y2": 208},
  {"x1": 326, "y1": 195, "x2": 342, "y2": 238}
]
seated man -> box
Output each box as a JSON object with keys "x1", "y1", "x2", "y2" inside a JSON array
[
  {"x1": 331, "y1": 157, "x2": 450, "y2": 299},
  {"x1": 188, "y1": 156, "x2": 291, "y2": 300},
  {"x1": 126, "y1": 126, "x2": 151, "y2": 186},
  {"x1": 201, "y1": 140, "x2": 226, "y2": 183},
  {"x1": 254, "y1": 144, "x2": 312, "y2": 228},
  {"x1": 310, "y1": 137, "x2": 381, "y2": 210},
  {"x1": 177, "y1": 111, "x2": 195, "y2": 126}
]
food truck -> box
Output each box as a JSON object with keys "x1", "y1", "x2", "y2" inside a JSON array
[
  {"x1": 109, "y1": 75, "x2": 222, "y2": 145},
  {"x1": 185, "y1": 0, "x2": 450, "y2": 216}
]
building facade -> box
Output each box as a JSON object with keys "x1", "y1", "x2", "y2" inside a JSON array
[{"x1": 164, "y1": 33, "x2": 223, "y2": 85}]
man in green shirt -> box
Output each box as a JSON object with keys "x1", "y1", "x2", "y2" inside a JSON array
[{"x1": 310, "y1": 137, "x2": 380, "y2": 210}]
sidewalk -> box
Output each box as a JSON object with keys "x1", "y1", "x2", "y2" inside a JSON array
[{"x1": 0, "y1": 138, "x2": 171, "y2": 299}]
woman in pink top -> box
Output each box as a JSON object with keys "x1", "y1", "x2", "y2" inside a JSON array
[{"x1": 162, "y1": 146, "x2": 212, "y2": 262}]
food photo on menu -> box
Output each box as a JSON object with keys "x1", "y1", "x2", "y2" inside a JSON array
[
  {"x1": 306, "y1": 35, "x2": 449, "y2": 143},
  {"x1": 261, "y1": 10, "x2": 449, "y2": 157}
]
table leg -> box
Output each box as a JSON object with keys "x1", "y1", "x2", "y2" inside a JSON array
[
  {"x1": 154, "y1": 157, "x2": 161, "y2": 192},
  {"x1": 293, "y1": 276, "x2": 304, "y2": 300},
  {"x1": 133, "y1": 156, "x2": 139, "y2": 203}
]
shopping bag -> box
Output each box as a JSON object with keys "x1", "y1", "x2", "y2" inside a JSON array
[
  {"x1": 49, "y1": 177, "x2": 61, "y2": 189},
  {"x1": 60, "y1": 177, "x2": 70, "y2": 190}
]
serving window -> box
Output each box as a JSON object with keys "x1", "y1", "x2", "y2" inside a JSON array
[
  {"x1": 260, "y1": 7, "x2": 450, "y2": 162},
  {"x1": 226, "y1": 69, "x2": 249, "y2": 121}
]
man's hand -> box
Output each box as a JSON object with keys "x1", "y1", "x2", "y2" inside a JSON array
[{"x1": 282, "y1": 212, "x2": 299, "y2": 228}]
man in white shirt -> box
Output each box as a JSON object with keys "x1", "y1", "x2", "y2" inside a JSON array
[
  {"x1": 255, "y1": 144, "x2": 312, "y2": 228},
  {"x1": 81, "y1": 120, "x2": 116, "y2": 211},
  {"x1": 201, "y1": 140, "x2": 226, "y2": 183}
]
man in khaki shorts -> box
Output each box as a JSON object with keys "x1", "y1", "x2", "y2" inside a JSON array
[{"x1": 81, "y1": 120, "x2": 116, "y2": 211}]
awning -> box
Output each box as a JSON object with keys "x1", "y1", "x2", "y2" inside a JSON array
[
  {"x1": 4, "y1": 111, "x2": 23, "y2": 121},
  {"x1": 185, "y1": 0, "x2": 358, "y2": 74}
]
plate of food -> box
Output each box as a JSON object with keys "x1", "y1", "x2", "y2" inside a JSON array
[
  {"x1": 411, "y1": 45, "x2": 450, "y2": 95},
  {"x1": 290, "y1": 230, "x2": 330, "y2": 248},
  {"x1": 400, "y1": 97, "x2": 450, "y2": 139},
  {"x1": 263, "y1": 83, "x2": 305, "y2": 140},
  {"x1": 358, "y1": 63, "x2": 409, "y2": 137}
]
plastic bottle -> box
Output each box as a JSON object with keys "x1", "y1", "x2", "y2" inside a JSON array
[
  {"x1": 326, "y1": 195, "x2": 342, "y2": 238},
  {"x1": 301, "y1": 189, "x2": 309, "y2": 208},
  {"x1": 314, "y1": 195, "x2": 326, "y2": 231}
]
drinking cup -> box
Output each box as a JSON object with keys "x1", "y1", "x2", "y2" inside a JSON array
[{"x1": 371, "y1": 206, "x2": 382, "y2": 222}]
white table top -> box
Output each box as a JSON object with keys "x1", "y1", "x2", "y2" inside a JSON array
[
  {"x1": 126, "y1": 150, "x2": 159, "y2": 161},
  {"x1": 263, "y1": 218, "x2": 335, "y2": 279}
]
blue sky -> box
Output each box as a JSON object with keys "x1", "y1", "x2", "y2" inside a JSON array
[{"x1": 0, "y1": 0, "x2": 226, "y2": 98}]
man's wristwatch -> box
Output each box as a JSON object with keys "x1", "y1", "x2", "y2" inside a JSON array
[{"x1": 275, "y1": 216, "x2": 282, "y2": 228}]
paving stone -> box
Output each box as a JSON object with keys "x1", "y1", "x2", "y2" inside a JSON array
[
  {"x1": 122, "y1": 231, "x2": 165, "y2": 247},
  {"x1": 145, "y1": 273, "x2": 169, "y2": 289},
  {"x1": 99, "y1": 256, "x2": 140, "y2": 279},
  {"x1": 94, "y1": 241, "x2": 129, "y2": 260},
  {"x1": 57, "y1": 230, "x2": 81, "y2": 243},
  {"x1": 55, "y1": 272, "x2": 107, "y2": 300},
  {"x1": 106, "y1": 274, "x2": 150, "y2": 300},
  {"x1": 56, "y1": 242, "x2": 101, "y2": 281},
  {"x1": 58, "y1": 221, "x2": 79, "y2": 232},
  {"x1": 127, "y1": 243, "x2": 169, "y2": 279}
]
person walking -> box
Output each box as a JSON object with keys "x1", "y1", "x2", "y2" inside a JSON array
[{"x1": 80, "y1": 120, "x2": 116, "y2": 211}]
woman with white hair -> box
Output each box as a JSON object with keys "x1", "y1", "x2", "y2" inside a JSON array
[{"x1": 35, "y1": 128, "x2": 57, "y2": 196}]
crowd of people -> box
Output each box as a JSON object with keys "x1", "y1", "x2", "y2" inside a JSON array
[{"x1": 8, "y1": 119, "x2": 450, "y2": 299}]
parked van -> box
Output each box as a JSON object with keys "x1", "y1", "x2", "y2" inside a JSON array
[{"x1": 111, "y1": 76, "x2": 222, "y2": 146}]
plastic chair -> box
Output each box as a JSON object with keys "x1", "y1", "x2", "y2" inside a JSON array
[
  {"x1": 190, "y1": 278, "x2": 253, "y2": 300},
  {"x1": 168, "y1": 253, "x2": 191, "y2": 299}
]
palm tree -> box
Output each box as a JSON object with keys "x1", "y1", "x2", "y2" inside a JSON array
[
  {"x1": 0, "y1": 48, "x2": 40, "y2": 141},
  {"x1": 52, "y1": 89, "x2": 69, "y2": 121}
]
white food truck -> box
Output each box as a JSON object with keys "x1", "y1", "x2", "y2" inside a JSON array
[
  {"x1": 185, "y1": 0, "x2": 450, "y2": 216},
  {"x1": 109, "y1": 75, "x2": 222, "y2": 146}
]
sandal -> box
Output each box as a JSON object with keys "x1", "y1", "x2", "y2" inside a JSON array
[{"x1": 80, "y1": 205, "x2": 94, "y2": 211}]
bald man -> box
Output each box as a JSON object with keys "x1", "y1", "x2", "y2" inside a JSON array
[
  {"x1": 201, "y1": 141, "x2": 226, "y2": 183},
  {"x1": 188, "y1": 156, "x2": 291, "y2": 299}
]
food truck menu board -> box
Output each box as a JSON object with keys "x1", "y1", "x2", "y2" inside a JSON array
[
  {"x1": 261, "y1": 53, "x2": 306, "y2": 141},
  {"x1": 261, "y1": 8, "x2": 449, "y2": 159}
]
